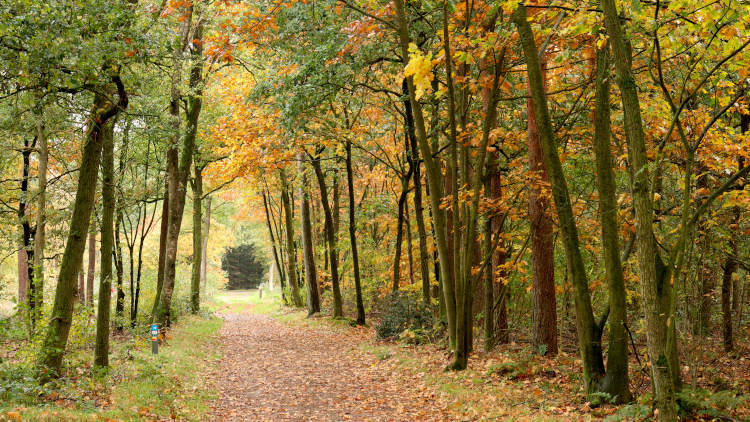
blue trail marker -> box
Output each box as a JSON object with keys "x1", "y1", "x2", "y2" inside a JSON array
[{"x1": 151, "y1": 323, "x2": 159, "y2": 355}]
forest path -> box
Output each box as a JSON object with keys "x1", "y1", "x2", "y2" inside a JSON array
[{"x1": 207, "y1": 292, "x2": 448, "y2": 422}]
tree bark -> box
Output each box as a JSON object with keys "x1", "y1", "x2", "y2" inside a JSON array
[
  {"x1": 592, "y1": 43, "x2": 631, "y2": 402},
  {"x1": 600, "y1": 0, "x2": 678, "y2": 418},
  {"x1": 299, "y1": 155, "x2": 320, "y2": 316},
  {"x1": 280, "y1": 169, "x2": 303, "y2": 307},
  {"x1": 402, "y1": 79, "x2": 432, "y2": 303},
  {"x1": 526, "y1": 57, "x2": 558, "y2": 357},
  {"x1": 392, "y1": 0, "x2": 456, "y2": 350},
  {"x1": 263, "y1": 191, "x2": 286, "y2": 295},
  {"x1": 190, "y1": 163, "x2": 203, "y2": 314},
  {"x1": 38, "y1": 76, "x2": 126, "y2": 381},
  {"x1": 392, "y1": 177, "x2": 408, "y2": 292},
  {"x1": 114, "y1": 211, "x2": 125, "y2": 332},
  {"x1": 86, "y1": 230, "x2": 96, "y2": 306},
  {"x1": 200, "y1": 195, "x2": 211, "y2": 292},
  {"x1": 95, "y1": 120, "x2": 115, "y2": 367},
  {"x1": 19, "y1": 137, "x2": 35, "y2": 320},
  {"x1": 514, "y1": 5, "x2": 605, "y2": 394},
  {"x1": 155, "y1": 10, "x2": 202, "y2": 326},
  {"x1": 311, "y1": 155, "x2": 343, "y2": 317},
  {"x1": 17, "y1": 249, "x2": 28, "y2": 310},
  {"x1": 32, "y1": 101, "x2": 48, "y2": 322},
  {"x1": 345, "y1": 140, "x2": 366, "y2": 324},
  {"x1": 152, "y1": 182, "x2": 169, "y2": 319}
]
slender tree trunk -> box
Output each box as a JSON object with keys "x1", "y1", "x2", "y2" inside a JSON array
[
  {"x1": 514, "y1": 5, "x2": 605, "y2": 395},
  {"x1": 280, "y1": 170, "x2": 303, "y2": 307},
  {"x1": 200, "y1": 196, "x2": 211, "y2": 292},
  {"x1": 18, "y1": 249, "x2": 28, "y2": 309},
  {"x1": 392, "y1": 0, "x2": 456, "y2": 351},
  {"x1": 190, "y1": 163, "x2": 203, "y2": 314},
  {"x1": 299, "y1": 155, "x2": 320, "y2": 316},
  {"x1": 592, "y1": 43, "x2": 631, "y2": 402},
  {"x1": 487, "y1": 150, "x2": 509, "y2": 346},
  {"x1": 405, "y1": 200, "x2": 416, "y2": 286},
  {"x1": 600, "y1": 1, "x2": 678, "y2": 417},
  {"x1": 152, "y1": 183, "x2": 169, "y2": 319},
  {"x1": 721, "y1": 257, "x2": 736, "y2": 352},
  {"x1": 19, "y1": 137, "x2": 35, "y2": 320},
  {"x1": 155, "y1": 10, "x2": 202, "y2": 326},
  {"x1": 86, "y1": 230, "x2": 96, "y2": 306},
  {"x1": 392, "y1": 178, "x2": 408, "y2": 292},
  {"x1": 95, "y1": 120, "x2": 115, "y2": 367},
  {"x1": 403, "y1": 79, "x2": 432, "y2": 303},
  {"x1": 263, "y1": 191, "x2": 286, "y2": 295},
  {"x1": 114, "y1": 212, "x2": 125, "y2": 332},
  {"x1": 311, "y1": 156, "x2": 343, "y2": 317},
  {"x1": 345, "y1": 140, "x2": 366, "y2": 325},
  {"x1": 38, "y1": 76, "x2": 126, "y2": 381},
  {"x1": 32, "y1": 103, "x2": 48, "y2": 321},
  {"x1": 128, "y1": 241, "x2": 136, "y2": 325},
  {"x1": 78, "y1": 270, "x2": 84, "y2": 304},
  {"x1": 526, "y1": 56, "x2": 558, "y2": 356}
]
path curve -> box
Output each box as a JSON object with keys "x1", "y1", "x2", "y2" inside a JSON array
[{"x1": 208, "y1": 310, "x2": 447, "y2": 421}]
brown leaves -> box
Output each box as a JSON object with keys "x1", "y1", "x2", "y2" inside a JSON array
[{"x1": 207, "y1": 311, "x2": 448, "y2": 421}]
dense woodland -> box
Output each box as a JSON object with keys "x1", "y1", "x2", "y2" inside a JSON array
[{"x1": 1, "y1": 0, "x2": 749, "y2": 420}]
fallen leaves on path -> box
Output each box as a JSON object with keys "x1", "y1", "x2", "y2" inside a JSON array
[{"x1": 208, "y1": 311, "x2": 449, "y2": 421}]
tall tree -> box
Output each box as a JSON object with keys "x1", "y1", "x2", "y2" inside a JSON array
[
  {"x1": 345, "y1": 140, "x2": 366, "y2": 325},
  {"x1": 38, "y1": 75, "x2": 127, "y2": 381},
  {"x1": 95, "y1": 120, "x2": 116, "y2": 367},
  {"x1": 526, "y1": 57, "x2": 557, "y2": 356},
  {"x1": 298, "y1": 155, "x2": 320, "y2": 316}
]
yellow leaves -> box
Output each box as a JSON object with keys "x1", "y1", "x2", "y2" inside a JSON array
[
  {"x1": 595, "y1": 33, "x2": 608, "y2": 50},
  {"x1": 404, "y1": 43, "x2": 436, "y2": 100},
  {"x1": 5, "y1": 411, "x2": 22, "y2": 422}
]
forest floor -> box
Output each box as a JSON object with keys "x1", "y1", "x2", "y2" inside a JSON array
[
  {"x1": 207, "y1": 291, "x2": 603, "y2": 421},
  {"x1": 2, "y1": 290, "x2": 748, "y2": 421},
  {"x1": 208, "y1": 290, "x2": 750, "y2": 422}
]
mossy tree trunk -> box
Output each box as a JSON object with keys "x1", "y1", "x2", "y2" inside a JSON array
[
  {"x1": 38, "y1": 75, "x2": 127, "y2": 382},
  {"x1": 95, "y1": 120, "x2": 115, "y2": 367}
]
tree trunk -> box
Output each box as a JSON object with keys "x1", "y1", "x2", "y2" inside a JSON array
[
  {"x1": 403, "y1": 79, "x2": 432, "y2": 303},
  {"x1": 592, "y1": 43, "x2": 631, "y2": 402},
  {"x1": 17, "y1": 249, "x2": 28, "y2": 310},
  {"x1": 280, "y1": 169, "x2": 303, "y2": 307},
  {"x1": 95, "y1": 120, "x2": 115, "y2": 367},
  {"x1": 32, "y1": 104, "x2": 48, "y2": 322},
  {"x1": 263, "y1": 191, "x2": 286, "y2": 295},
  {"x1": 345, "y1": 140, "x2": 366, "y2": 325},
  {"x1": 86, "y1": 230, "x2": 96, "y2": 306},
  {"x1": 114, "y1": 212, "x2": 125, "y2": 332},
  {"x1": 514, "y1": 5, "x2": 605, "y2": 395},
  {"x1": 152, "y1": 182, "x2": 169, "y2": 319},
  {"x1": 600, "y1": 0, "x2": 678, "y2": 417},
  {"x1": 392, "y1": 178, "x2": 408, "y2": 292},
  {"x1": 19, "y1": 137, "x2": 35, "y2": 321},
  {"x1": 155, "y1": 10, "x2": 202, "y2": 326},
  {"x1": 311, "y1": 155, "x2": 343, "y2": 317},
  {"x1": 78, "y1": 269, "x2": 84, "y2": 304},
  {"x1": 526, "y1": 56, "x2": 558, "y2": 357},
  {"x1": 488, "y1": 150, "x2": 509, "y2": 346},
  {"x1": 299, "y1": 155, "x2": 320, "y2": 316},
  {"x1": 190, "y1": 163, "x2": 203, "y2": 314},
  {"x1": 200, "y1": 195, "x2": 211, "y2": 292},
  {"x1": 38, "y1": 76, "x2": 126, "y2": 381},
  {"x1": 392, "y1": 0, "x2": 456, "y2": 351}
]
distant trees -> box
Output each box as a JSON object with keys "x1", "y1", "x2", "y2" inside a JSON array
[{"x1": 221, "y1": 244, "x2": 266, "y2": 290}]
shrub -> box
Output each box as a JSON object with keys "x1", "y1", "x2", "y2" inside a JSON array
[{"x1": 375, "y1": 291, "x2": 433, "y2": 340}]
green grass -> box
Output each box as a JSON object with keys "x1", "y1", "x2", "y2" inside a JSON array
[{"x1": 1, "y1": 313, "x2": 222, "y2": 421}]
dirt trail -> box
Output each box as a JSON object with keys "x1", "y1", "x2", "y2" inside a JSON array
[{"x1": 208, "y1": 308, "x2": 448, "y2": 421}]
